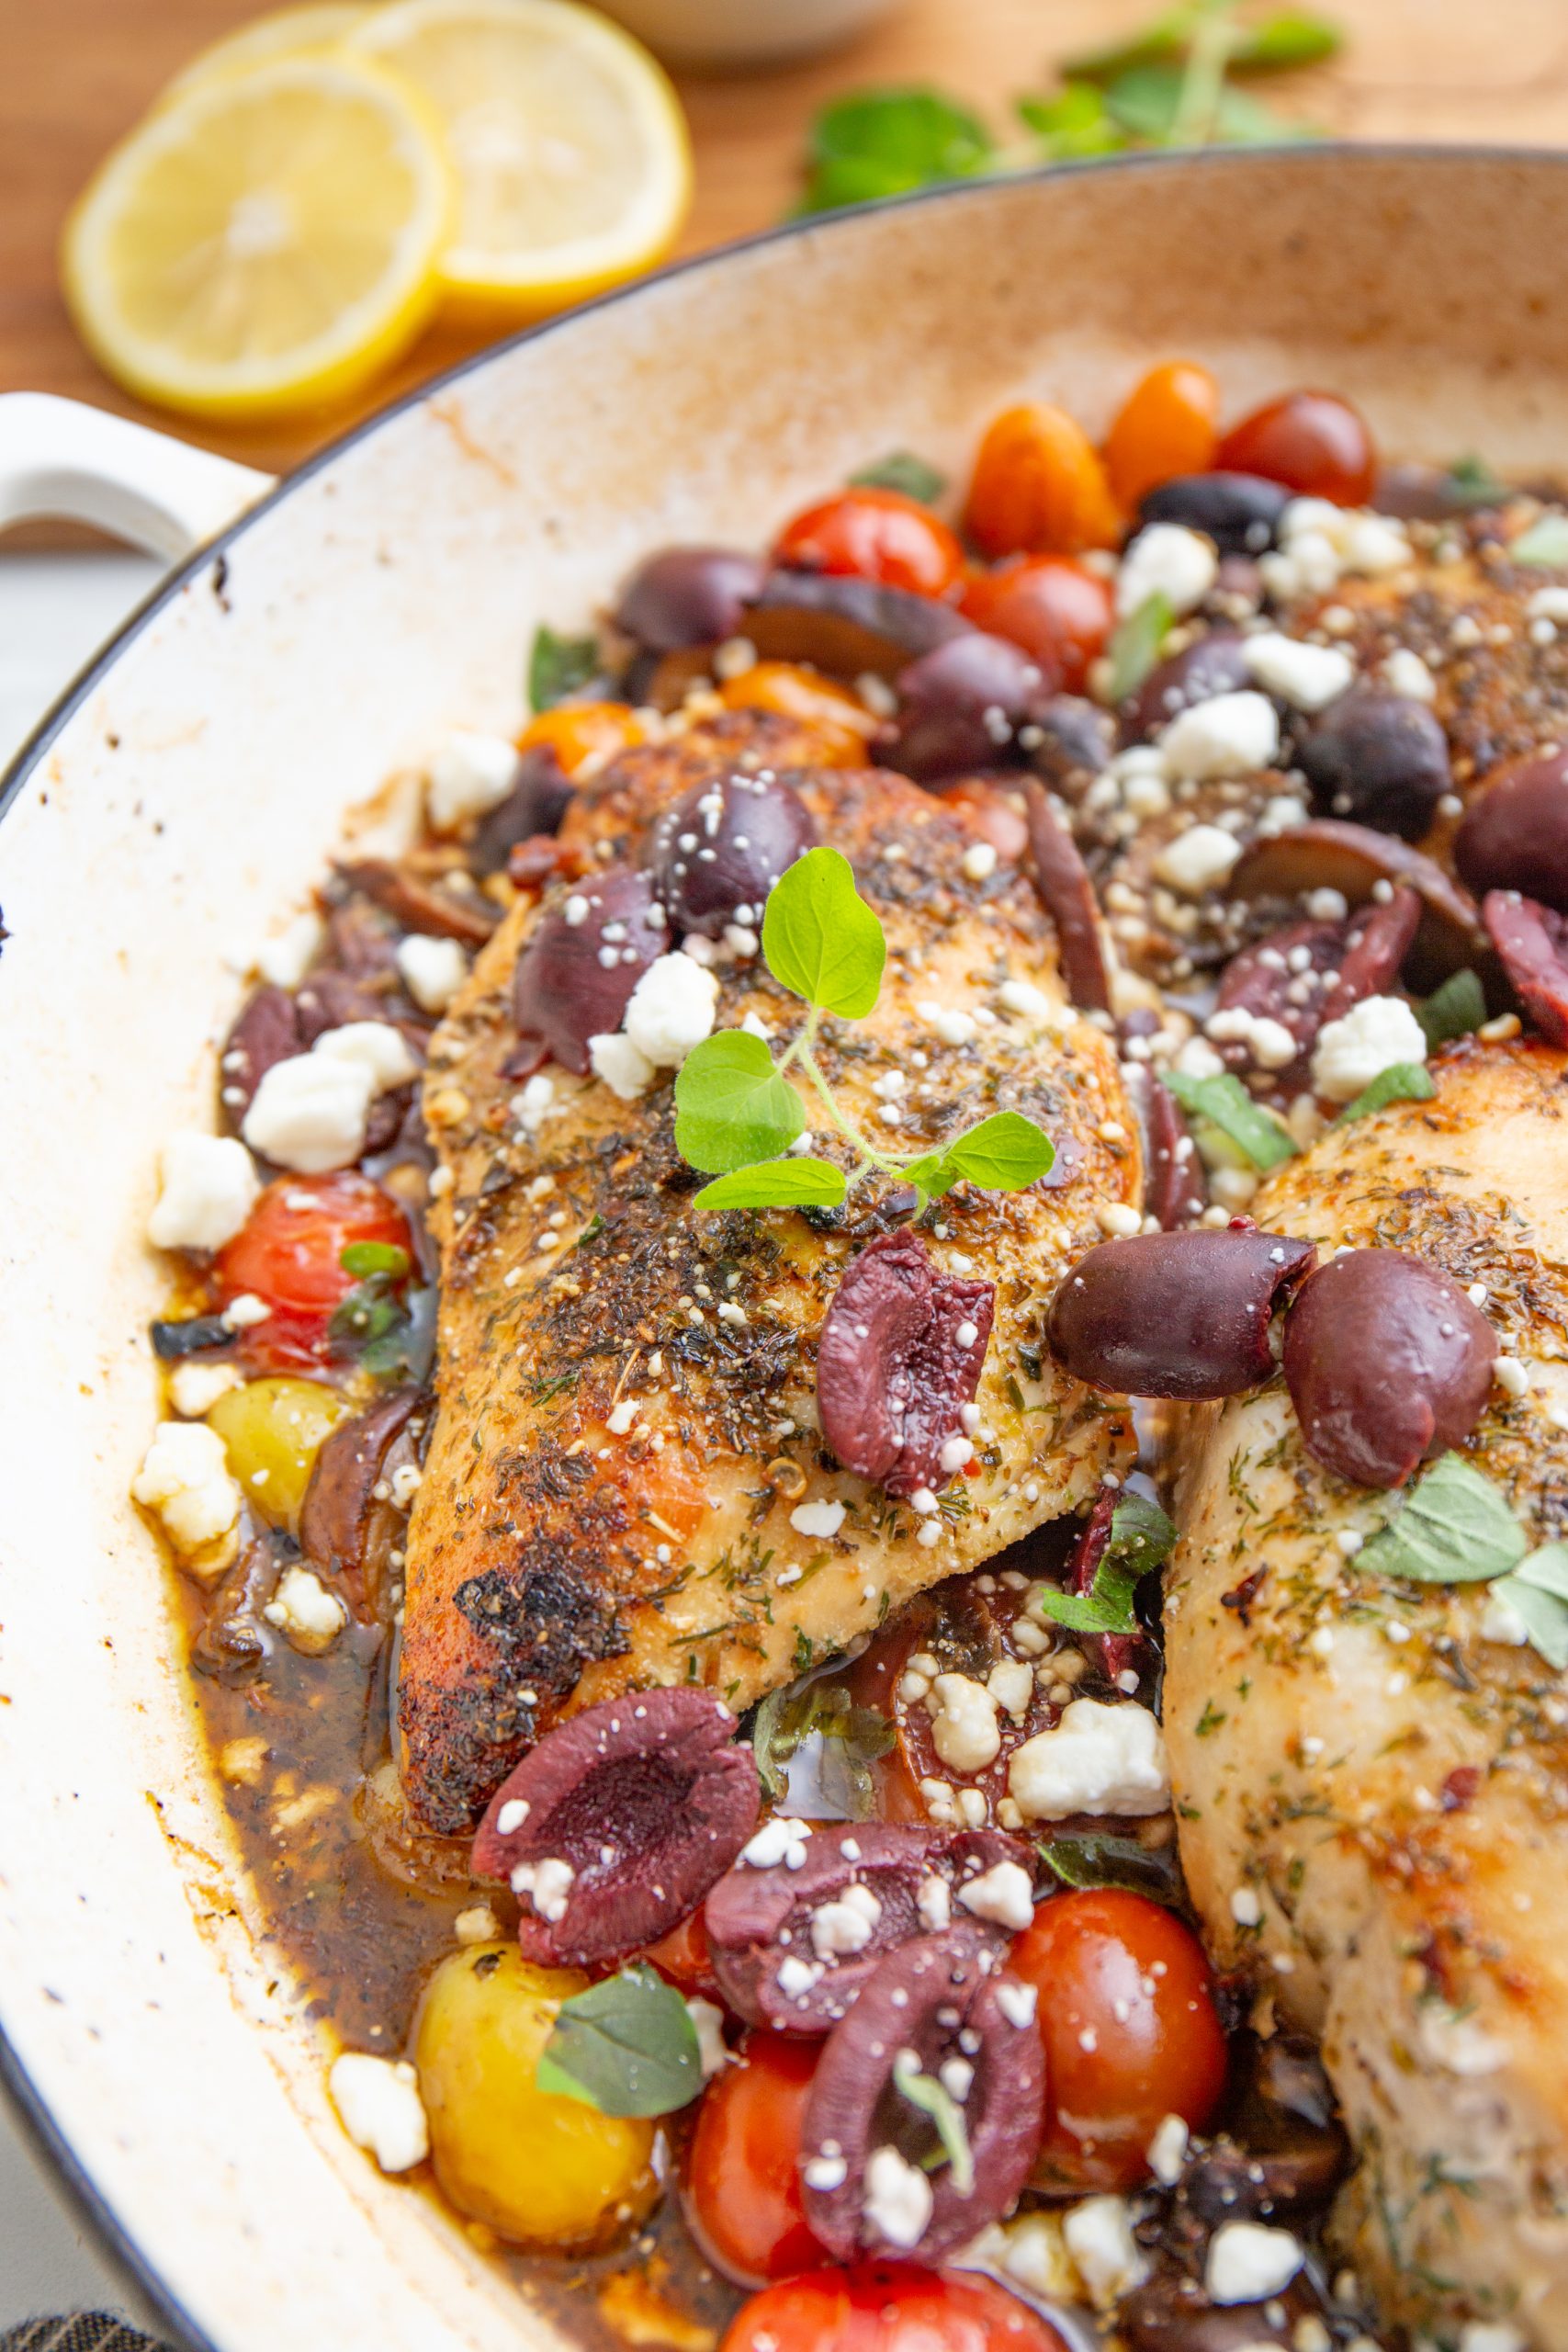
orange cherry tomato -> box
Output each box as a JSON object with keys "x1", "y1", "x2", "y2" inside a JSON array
[
  {"x1": 964, "y1": 402, "x2": 1122, "y2": 560},
  {"x1": 1009, "y1": 1888, "x2": 1228, "y2": 2193},
  {"x1": 685, "y1": 2032, "x2": 821, "y2": 2286},
  {"x1": 1216, "y1": 390, "x2": 1376, "y2": 506},
  {"x1": 722, "y1": 2264, "x2": 1072, "y2": 2352},
  {"x1": 773, "y1": 488, "x2": 964, "y2": 598},
  {"x1": 717, "y1": 662, "x2": 879, "y2": 766},
  {"x1": 214, "y1": 1172, "x2": 412, "y2": 1372},
  {"x1": 959, "y1": 555, "x2": 1113, "y2": 694},
  {"x1": 519, "y1": 700, "x2": 647, "y2": 777},
  {"x1": 1103, "y1": 360, "x2": 1222, "y2": 507},
  {"x1": 640, "y1": 1909, "x2": 716, "y2": 1995}
]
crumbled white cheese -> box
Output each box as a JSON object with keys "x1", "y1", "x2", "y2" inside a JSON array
[
  {"x1": 995, "y1": 1978, "x2": 1038, "y2": 2030},
  {"x1": 1116, "y1": 524, "x2": 1217, "y2": 620},
  {"x1": 776, "y1": 1955, "x2": 822, "y2": 1998},
  {"x1": 453, "y1": 1904, "x2": 501, "y2": 1945},
  {"x1": 263, "y1": 1565, "x2": 346, "y2": 1649},
  {"x1": 1155, "y1": 823, "x2": 1243, "y2": 897},
  {"x1": 863, "y1": 2145, "x2": 934, "y2": 2249},
  {"x1": 1460, "y1": 2324, "x2": 1527, "y2": 2352},
  {"x1": 167, "y1": 1361, "x2": 242, "y2": 1419},
  {"x1": 1158, "y1": 690, "x2": 1280, "y2": 783},
  {"x1": 811, "y1": 1882, "x2": 883, "y2": 1960},
  {"x1": 511, "y1": 1857, "x2": 575, "y2": 1924},
  {"x1": 791, "y1": 1498, "x2": 846, "y2": 1539},
  {"x1": 256, "y1": 910, "x2": 325, "y2": 989},
  {"x1": 426, "y1": 729, "x2": 520, "y2": 832},
  {"x1": 132, "y1": 1421, "x2": 242, "y2": 1564},
  {"x1": 1243, "y1": 632, "x2": 1355, "y2": 713},
  {"x1": 243, "y1": 1051, "x2": 376, "y2": 1172},
  {"x1": 1147, "y1": 2112, "x2": 1190, "y2": 2186},
  {"x1": 588, "y1": 1030, "x2": 656, "y2": 1100},
  {"x1": 623, "y1": 954, "x2": 719, "y2": 1069},
  {"x1": 962, "y1": 840, "x2": 999, "y2": 882},
  {"x1": 222, "y1": 1292, "x2": 272, "y2": 1329},
  {"x1": 148, "y1": 1131, "x2": 260, "y2": 1252},
  {"x1": 1205, "y1": 2220, "x2": 1305, "y2": 2305},
  {"x1": 929, "y1": 1672, "x2": 1002, "y2": 1775},
  {"x1": 741, "y1": 1816, "x2": 812, "y2": 1869},
  {"x1": 1063, "y1": 2195, "x2": 1150, "y2": 2309},
  {"x1": 1309, "y1": 993, "x2": 1427, "y2": 1103},
  {"x1": 804, "y1": 2153, "x2": 849, "y2": 2191},
  {"x1": 313, "y1": 1020, "x2": 421, "y2": 1094},
  {"x1": 396, "y1": 933, "x2": 468, "y2": 1015},
  {"x1": 953, "y1": 2211, "x2": 1078, "y2": 2301},
  {"x1": 329, "y1": 2052, "x2": 429, "y2": 2173},
  {"x1": 1097, "y1": 1201, "x2": 1145, "y2": 1238},
  {"x1": 686, "y1": 1996, "x2": 730, "y2": 2080},
  {"x1": 1493, "y1": 1355, "x2": 1530, "y2": 1400},
  {"x1": 1008, "y1": 1698, "x2": 1170, "y2": 1819},
  {"x1": 496, "y1": 1798, "x2": 530, "y2": 1836},
  {"x1": 955, "y1": 1859, "x2": 1035, "y2": 1931},
  {"x1": 987, "y1": 1657, "x2": 1034, "y2": 1718},
  {"x1": 1382, "y1": 647, "x2": 1437, "y2": 703},
  {"x1": 515, "y1": 1073, "x2": 558, "y2": 1136},
  {"x1": 998, "y1": 978, "x2": 1058, "y2": 1023},
  {"x1": 1480, "y1": 1588, "x2": 1531, "y2": 1645},
  {"x1": 1304, "y1": 887, "x2": 1349, "y2": 922},
  {"x1": 605, "y1": 1397, "x2": 638, "y2": 1436},
  {"x1": 917, "y1": 1873, "x2": 952, "y2": 1932}
]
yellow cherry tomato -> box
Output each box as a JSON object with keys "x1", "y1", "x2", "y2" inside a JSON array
[
  {"x1": 207, "y1": 1376, "x2": 350, "y2": 1533},
  {"x1": 519, "y1": 700, "x2": 648, "y2": 777},
  {"x1": 717, "y1": 662, "x2": 879, "y2": 766}
]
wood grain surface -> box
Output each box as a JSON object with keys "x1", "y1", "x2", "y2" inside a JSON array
[{"x1": 4, "y1": 0, "x2": 1568, "y2": 482}]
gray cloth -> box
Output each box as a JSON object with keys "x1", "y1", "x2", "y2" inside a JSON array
[{"x1": 1, "y1": 2320, "x2": 174, "y2": 2352}]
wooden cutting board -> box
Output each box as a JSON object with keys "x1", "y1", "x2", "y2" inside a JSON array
[{"x1": 5, "y1": 0, "x2": 1568, "y2": 486}]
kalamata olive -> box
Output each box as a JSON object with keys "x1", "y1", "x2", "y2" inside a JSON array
[
  {"x1": 818, "y1": 1229, "x2": 994, "y2": 1499},
  {"x1": 646, "y1": 771, "x2": 818, "y2": 939},
  {"x1": 1295, "y1": 687, "x2": 1452, "y2": 842},
  {"x1": 1136, "y1": 472, "x2": 1291, "y2": 554},
  {"x1": 1130, "y1": 1069, "x2": 1207, "y2": 1228},
  {"x1": 513, "y1": 865, "x2": 666, "y2": 1074},
  {"x1": 1483, "y1": 888, "x2": 1568, "y2": 1044},
  {"x1": 704, "y1": 1822, "x2": 1032, "y2": 2033},
  {"x1": 220, "y1": 984, "x2": 303, "y2": 1126},
  {"x1": 299, "y1": 1385, "x2": 424, "y2": 1610},
  {"x1": 1228, "y1": 820, "x2": 1482, "y2": 988},
  {"x1": 1119, "y1": 2259, "x2": 1321, "y2": 2352},
  {"x1": 336, "y1": 857, "x2": 498, "y2": 944},
  {"x1": 1282, "y1": 1248, "x2": 1495, "y2": 1487},
  {"x1": 1122, "y1": 633, "x2": 1251, "y2": 743},
  {"x1": 615, "y1": 547, "x2": 766, "y2": 652},
  {"x1": 1024, "y1": 781, "x2": 1112, "y2": 1012},
  {"x1": 1213, "y1": 888, "x2": 1420, "y2": 1093},
  {"x1": 1455, "y1": 747, "x2": 1568, "y2": 910},
  {"x1": 1023, "y1": 695, "x2": 1114, "y2": 789},
  {"x1": 880, "y1": 632, "x2": 1051, "y2": 782},
  {"x1": 471, "y1": 1688, "x2": 759, "y2": 1966},
  {"x1": 1219, "y1": 2035, "x2": 1348, "y2": 2218},
  {"x1": 743, "y1": 569, "x2": 973, "y2": 682},
  {"x1": 1048, "y1": 1229, "x2": 1316, "y2": 1400},
  {"x1": 800, "y1": 1927, "x2": 1046, "y2": 2263},
  {"x1": 468, "y1": 744, "x2": 574, "y2": 876}
]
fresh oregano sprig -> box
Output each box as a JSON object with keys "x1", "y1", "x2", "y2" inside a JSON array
[{"x1": 674, "y1": 847, "x2": 1055, "y2": 1214}]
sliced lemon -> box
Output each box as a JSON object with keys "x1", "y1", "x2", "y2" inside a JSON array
[
  {"x1": 164, "y1": 5, "x2": 375, "y2": 98},
  {"x1": 62, "y1": 56, "x2": 453, "y2": 421},
  {"x1": 345, "y1": 0, "x2": 692, "y2": 317}
]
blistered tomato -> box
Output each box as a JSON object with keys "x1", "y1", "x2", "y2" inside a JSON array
[
  {"x1": 717, "y1": 662, "x2": 880, "y2": 765},
  {"x1": 722, "y1": 2264, "x2": 1072, "y2": 2352},
  {"x1": 214, "y1": 1171, "x2": 412, "y2": 1370},
  {"x1": 519, "y1": 700, "x2": 647, "y2": 776},
  {"x1": 685, "y1": 2031, "x2": 821, "y2": 2285},
  {"x1": 964, "y1": 403, "x2": 1122, "y2": 560},
  {"x1": 1216, "y1": 390, "x2": 1376, "y2": 506},
  {"x1": 1103, "y1": 359, "x2": 1221, "y2": 506},
  {"x1": 773, "y1": 488, "x2": 964, "y2": 598},
  {"x1": 640, "y1": 1907, "x2": 716, "y2": 1995},
  {"x1": 959, "y1": 555, "x2": 1113, "y2": 693}
]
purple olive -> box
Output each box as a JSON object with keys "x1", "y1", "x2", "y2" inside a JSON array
[
  {"x1": 645, "y1": 771, "x2": 818, "y2": 938},
  {"x1": 1022, "y1": 695, "x2": 1114, "y2": 788},
  {"x1": 1483, "y1": 888, "x2": 1568, "y2": 1046},
  {"x1": 470, "y1": 1688, "x2": 758, "y2": 1966},
  {"x1": 615, "y1": 547, "x2": 765, "y2": 652},
  {"x1": 818, "y1": 1230, "x2": 994, "y2": 1498},
  {"x1": 880, "y1": 632, "x2": 1051, "y2": 782},
  {"x1": 1122, "y1": 631, "x2": 1250, "y2": 743},
  {"x1": 1213, "y1": 888, "x2": 1419, "y2": 1092},
  {"x1": 800, "y1": 1926, "x2": 1046, "y2": 2263},
  {"x1": 1136, "y1": 472, "x2": 1291, "y2": 554},
  {"x1": 513, "y1": 865, "x2": 666, "y2": 1075},
  {"x1": 744, "y1": 569, "x2": 973, "y2": 682},
  {"x1": 1296, "y1": 687, "x2": 1452, "y2": 842},
  {"x1": 1228, "y1": 820, "x2": 1482, "y2": 989},
  {"x1": 1023, "y1": 782, "x2": 1112, "y2": 1012},
  {"x1": 1455, "y1": 748, "x2": 1568, "y2": 910},
  {"x1": 705, "y1": 1822, "x2": 1032, "y2": 2033},
  {"x1": 1282, "y1": 1249, "x2": 1496, "y2": 1488},
  {"x1": 220, "y1": 984, "x2": 303, "y2": 1126},
  {"x1": 1124, "y1": 1068, "x2": 1206, "y2": 1228},
  {"x1": 1047, "y1": 1228, "x2": 1317, "y2": 1400},
  {"x1": 468, "y1": 744, "x2": 573, "y2": 876}
]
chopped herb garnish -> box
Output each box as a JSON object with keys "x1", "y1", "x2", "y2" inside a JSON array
[
  {"x1": 527, "y1": 624, "x2": 601, "y2": 712},
  {"x1": 1106, "y1": 591, "x2": 1173, "y2": 702},
  {"x1": 849, "y1": 451, "x2": 947, "y2": 503},
  {"x1": 1509, "y1": 514, "x2": 1568, "y2": 569},
  {"x1": 536, "y1": 1963, "x2": 702, "y2": 2118},
  {"x1": 1033, "y1": 1492, "x2": 1178, "y2": 1635},
  {"x1": 340, "y1": 1240, "x2": 411, "y2": 1279},
  {"x1": 751, "y1": 1679, "x2": 896, "y2": 1818},
  {"x1": 1163, "y1": 1068, "x2": 1297, "y2": 1170},
  {"x1": 1358, "y1": 1453, "x2": 1527, "y2": 1585},
  {"x1": 1418, "y1": 968, "x2": 1486, "y2": 1050},
  {"x1": 893, "y1": 2050, "x2": 975, "y2": 2191},
  {"x1": 1040, "y1": 1832, "x2": 1183, "y2": 1905},
  {"x1": 1335, "y1": 1062, "x2": 1436, "y2": 1124}
]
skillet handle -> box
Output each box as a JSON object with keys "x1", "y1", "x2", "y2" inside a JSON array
[{"x1": 0, "y1": 392, "x2": 276, "y2": 561}]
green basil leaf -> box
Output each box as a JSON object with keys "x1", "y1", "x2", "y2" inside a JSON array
[
  {"x1": 1108, "y1": 1490, "x2": 1179, "y2": 1575},
  {"x1": 1040, "y1": 1832, "x2": 1183, "y2": 1905},
  {"x1": 527, "y1": 624, "x2": 600, "y2": 712},
  {"x1": 1163, "y1": 1069, "x2": 1297, "y2": 1170},
  {"x1": 1487, "y1": 1575, "x2": 1568, "y2": 1670},
  {"x1": 1032, "y1": 1558, "x2": 1141, "y2": 1635},
  {"x1": 849, "y1": 451, "x2": 946, "y2": 503},
  {"x1": 800, "y1": 89, "x2": 994, "y2": 211},
  {"x1": 1418, "y1": 968, "x2": 1486, "y2": 1049},
  {"x1": 1107, "y1": 592, "x2": 1174, "y2": 701},
  {"x1": 1230, "y1": 13, "x2": 1342, "y2": 72},
  {"x1": 893, "y1": 2051, "x2": 975, "y2": 2193},
  {"x1": 1512, "y1": 1540, "x2": 1568, "y2": 1602},
  {"x1": 750, "y1": 1680, "x2": 894, "y2": 1817},
  {"x1": 674, "y1": 1032, "x2": 805, "y2": 1173},
  {"x1": 535, "y1": 1963, "x2": 702, "y2": 2118},
  {"x1": 898, "y1": 1150, "x2": 958, "y2": 1206},
  {"x1": 340, "y1": 1240, "x2": 411, "y2": 1280},
  {"x1": 762, "y1": 846, "x2": 886, "y2": 1019},
  {"x1": 939, "y1": 1111, "x2": 1057, "y2": 1193},
  {"x1": 1359, "y1": 1453, "x2": 1527, "y2": 1584},
  {"x1": 1509, "y1": 514, "x2": 1568, "y2": 568},
  {"x1": 1211, "y1": 81, "x2": 1315, "y2": 143},
  {"x1": 1334, "y1": 1061, "x2": 1436, "y2": 1125},
  {"x1": 694, "y1": 1159, "x2": 847, "y2": 1212}
]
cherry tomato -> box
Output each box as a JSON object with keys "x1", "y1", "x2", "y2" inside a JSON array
[
  {"x1": 1103, "y1": 360, "x2": 1221, "y2": 507},
  {"x1": 722, "y1": 2264, "x2": 1071, "y2": 2352},
  {"x1": 717, "y1": 662, "x2": 880, "y2": 766},
  {"x1": 1009, "y1": 1888, "x2": 1228, "y2": 2192},
  {"x1": 959, "y1": 556, "x2": 1113, "y2": 694},
  {"x1": 964, "y1": 403, "x2": 1122, "y2": 560},
  {"x1": 640, "y1": 1908, "x2": 716, "y2": 1995},
  {"x1": 518, "y1": 700, "x2": 647, "y2": 777},
  {"x1": 1215, "y1": 390, "x2": 1376, "y2": 506},
  {"x1": 773, "y1": 489, "x2": 964, "y2": 599},
  {"x1": 685, "y1": 2032, "x2": 821, "y2": 2286},
  {"x1": 214, "y1": 1171, "x2": 412, "y2": 1371}
]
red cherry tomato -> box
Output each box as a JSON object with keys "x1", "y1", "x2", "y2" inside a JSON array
[
  {"x1": 685, "y1": 2032, "x2": 821, "y2": 2286},
  {"x1": 640, "y1": 1908, "x2": 716, "y2": 1995},
  {"x1": 773, "y1": 489, "x2": 964, "y2": 598},
  {"x1": 214, "y1": 1171, "x2": 412, "y2": 1371},
  {"x1": 1215, "y1": 390, "x2": 1376, "y2": 506},
  {"x1": 1103, "y1": 360, "x2": 1221, "y2": 507},
  {"x1": 959, "y1": 556, "x2": 1113, "y2": 695},
  {"x1": 722, "y1": 2264, "x2": 1072, "y2": 2352},
  {"x1": 1009, "y1": 1888, "x2": 1228, "y2": 2193}
]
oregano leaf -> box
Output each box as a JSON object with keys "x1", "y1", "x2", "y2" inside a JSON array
[
  {"x1": 1359, "y1": 1453, "x2": 1527, "y2": 1585},
  {"x1": 536, "y1": 1963, "x2": 702, "y2": 2117},
  {"x1": 761, "y1": 847, "x2": 886, "y2": 1018},
  {"x1": 694, "y1": 1159, "x2": 847, "y2": 1212},
  {"x1": 674, "y1": 1032, "x2": 805, "y2": 1173}
]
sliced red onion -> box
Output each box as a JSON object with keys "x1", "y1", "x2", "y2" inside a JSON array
[
  {"x1": 1047, "y1": 1228, "x2": 1317, "y2": 1399},
  {"x1": 1483, "y1": 888, "x2": 1568, "y2": 1046},
  {"x1": 513, "y1": 865, "x2": 666, "y2": 1075},
  {"x1": 818, "y1": 1230, "x2": 994, "y2": 1500}
]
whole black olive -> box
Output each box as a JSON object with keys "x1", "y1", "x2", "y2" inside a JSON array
[
  {"x1": 1455, "y1": 747, "x2": 1568, "y2": 910},
  {"x1": 1047, "y1": 1229, "x2": 1317, "y2": 1399},
  {"x1": 1136, "y1": 472, "x2": 1292, "y2": 554},
  {"x1": 615, "y1": 547, "x2": 765, "y2": 652},
  {"x1": 1295, "y1": 687, "x2": 1451, "y2": 842},
  {"x1": 881, "y1": 632, "x2": 1051, "y2": 782},
  {"x1": 1123, "y1": 632, "x2": 1251, "y2": 743},
  {"x1": 645, "y1": 771, "x2": 818, "y2": 938}
]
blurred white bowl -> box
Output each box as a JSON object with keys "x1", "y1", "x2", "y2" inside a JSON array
[{"x1": 602, "y1": 0, "x2": 907, "y2": 68}]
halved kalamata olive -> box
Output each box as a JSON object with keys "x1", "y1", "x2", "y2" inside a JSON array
[
  {"x1": 1484, "y1": 888, "x2": 1568, "y2": 1044},
  {"x1": 299, "y1": 1385, "x2": 424, "y2": 1609},
  {"x1": 615, "y1": 547, "x2": 766, "y2": 652},
  {"x1": 1455, "y1": 747, "x2": 1568, "y2": 909},
  {"x1": 468, "y1": 744, "x2": 574, "y2": 876},
  {"x1": 1122, "y1": 633, "x2": 1250, "y2": 743},
  {"x1": 881, "y1": 633, "x2": 1051, "y2": 782},
  {"x1": 1129, "y1": 1069, "x2": 1207, "y2": 1228},
  {"x1": 471, "y1": 1688, "x2": 758, "y2": 1966},
  {"x1": 1228, "y1": 820, "x2": 1482, "y2": 988},
  {"x1": 336, "y1": 857, "x2": 498, "y2": 944},
  {"x1": 1048, "y1": 1229, "x2": 1316, "y2": 1400},
  {"x1": 1282, "y1": 1248, "x2": 1495, "y2": 1487},
  {"x1": 1215, "y1": 2035, "x2": 1348, "y2": 2219},
  {"x1": 646, "y1": 771, "x2": 818, "y2": 938},
  {"x1": 705, "y1": 1822, "x2": 1032, "y2": 2033},
  {"x1": 1022, "y1": 695, "x2": 1114, "y2": 789},
  {"x1": 800, "y1": 1927, "x2": 1046, "y2": 2264},
  {"x1": 1024, "y1": 781, "x2": 1112, "y2": 1012},
  {"x1": 220, "y1": 985, "x2": 303, "y2": 1125},
  {"x1": 1212, "y1": 888, "x2": 1420, "y2": 1092},
  {"x1": 818, "y1": 1229, "x2": 994, "y2": 1498},
  {"x1": 1118, "y1": 2261, "x2": 1320, "y2": 2352},
  {"x1": 1136, "y1": 472, "x2": 1291, "y2": 554},
  {"x1": 513, "y1": 865, "x2": 666, "y2": 1074},
  {"x1": 742, "y1": 569, "x2": 973, "y2": 683},
  {"x1": 1295, "y1": 686, "x2": 1451, "y2": 842}
]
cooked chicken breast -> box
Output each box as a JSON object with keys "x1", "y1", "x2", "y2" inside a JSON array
[
  {"x1": 1165, "y1": 1041, "x2": 1568, "y2": 2347},
  {"x1": 398, "y1": 715, "x2": 1141, "y2": 1833}
]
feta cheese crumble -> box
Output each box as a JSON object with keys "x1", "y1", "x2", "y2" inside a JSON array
[
  {"x1": 329, "y1": 2052, "x2": 429, "y2": 2173},
  {"x1": 811, "y1": 1882, "x2": 883, "y2": 1959},
  {"x1": 396, "y1": 933, "x2": 468, "y2": 1015},
  {"x1": 623, "y1": 954, "x2": 719, "y2": 1069},
  {"x1": 1242, "y1": 632, "x2": 1355, "y2": 713},
  {"x1": 1158, "y1": 690, "x2": 1280, "y2": 783},
  {"x1": 791, "y1": 1498, "x2": 847, "y2": 1539},
  {"x1": 1008, "y1": 1698, "x2": 1170, "y2": 1820},
  {"x1": 1063, "y1": 2195, "x2": 1150, "y2": 2308},
  {"x1": 1116, "y1": 524, "x2": 1218, "y2": 620},
  {"x1": 263, "y1": 1565, "x2": 347, "y2": 1650},
  {"x1": 929, "y1": 1673, "x2": 1002, "y2": 1775},
  {"x1": 255, "y1": 910, "x2": 325, "y2": 989},
  {"x1": 426, "y1": 730, "x2": 520, "y2": 832},
  {"x1": 955, "y1": 1859, "x2": 1035, "y2": 1931},
  {"x1": 313, "y1": 1020, "x2": 421, "y2": 1094},
  {"x1": 1205, "y1": 2220, "x2": 1305, "y2": 2304},
  {"x1": 1154, "y1": 823, "x2": 1243, "y2": 898},
  {"x1": 167, "y1": 1361, "x2": 242, "y2": 1419},
  {"x1": 1309, "y1": 993, "x2": 1427, "y2": 1103},
  {"x1": 511, "y1": 1856, "x2": 575, "y2": 1923},
  {"x1": 148, "y1": 1131, "x2": 260, "y2": 1252},
  {"x1": 132, "y1": 1421, "x2": 242, "y2": 1568},
  {"x1": 863, "y1": 2144, "x2": 933, "y2": 2249}
]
